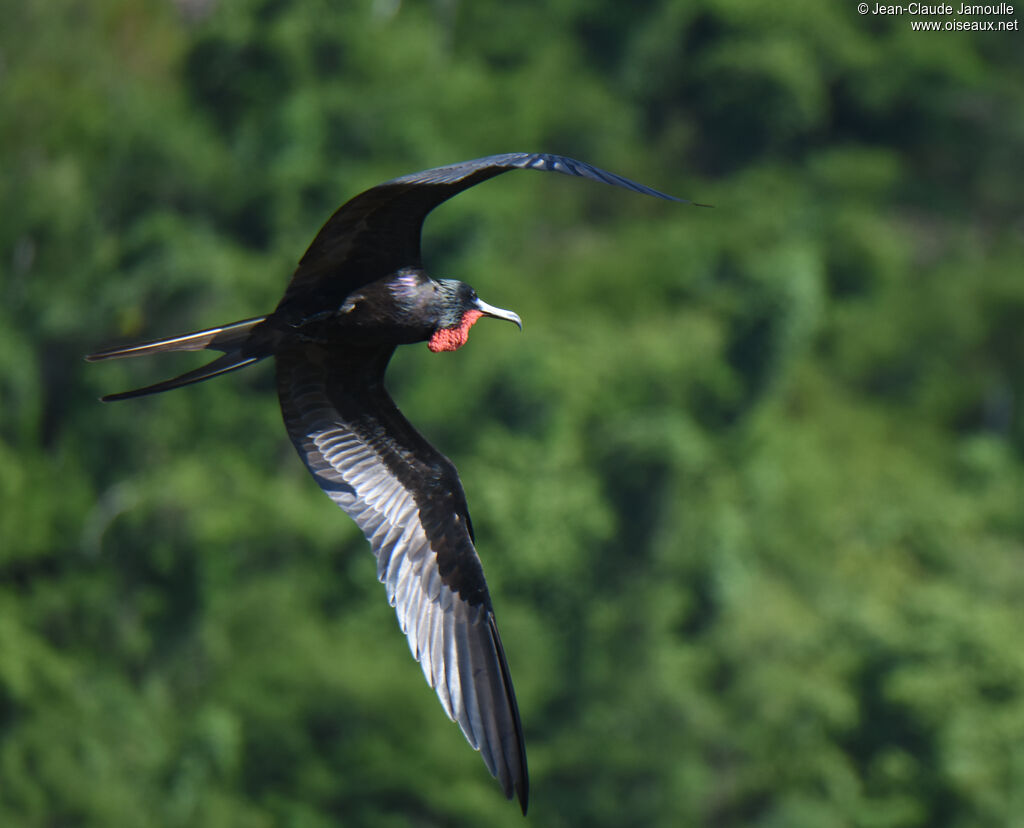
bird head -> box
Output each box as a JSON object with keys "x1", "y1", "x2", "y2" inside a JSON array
[{"x1": 428, "y1": 280, "x2": 522, "y2": 353}]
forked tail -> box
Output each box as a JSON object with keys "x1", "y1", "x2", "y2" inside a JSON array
[{"x1": 86, "y1": 316, "x2": 268, "y2": 401}]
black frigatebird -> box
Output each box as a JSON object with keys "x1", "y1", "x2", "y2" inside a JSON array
[{"x1": 88, "y1": 153, "x2": 691, "y2": 813}]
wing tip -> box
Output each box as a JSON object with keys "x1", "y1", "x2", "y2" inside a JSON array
[
  {"x1": 487, "y1": 613, "x2": 529, "y2": 815},
  {"x1": 514, "y1": 749, "x2": 529, "y2": 814},
  {"x1": 519, "y1": 152, "x2": 705, "y2": 206}
]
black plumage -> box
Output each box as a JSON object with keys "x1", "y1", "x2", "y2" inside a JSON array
[{"x1": 87, "y1": 153, "x2": 689, "y2": 813}]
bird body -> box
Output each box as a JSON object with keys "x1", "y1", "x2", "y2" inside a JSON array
[{"x1": 88, "y1": 153, "x2": 689, "y2": 813}]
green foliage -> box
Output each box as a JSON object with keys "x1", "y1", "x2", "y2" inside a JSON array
[{"x1": 2, "y1": 0, "x2": 1023, "y2": 825}]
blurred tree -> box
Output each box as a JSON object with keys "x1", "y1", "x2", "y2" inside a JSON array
[{"x1": 1, "y1": 0, "x2": 1022, "y2": 825}]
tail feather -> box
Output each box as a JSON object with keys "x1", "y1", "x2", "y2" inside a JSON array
[
  {"x1": 87, "y1": 316, "x2": 269, "y2": 402},
  {"x1": 86, "y1": 316, "x2": 266, "y2": 362},
  {"x1": 99, "y1": 353, "x2": 264, "y2": 401}
]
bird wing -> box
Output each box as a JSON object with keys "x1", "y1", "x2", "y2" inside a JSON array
[
  {"x1": 276, "y1": 344, "x2": 528, "y2": 813},
  {"x1": 275, "y1": 152, "x2": 686, "y2": 321}
]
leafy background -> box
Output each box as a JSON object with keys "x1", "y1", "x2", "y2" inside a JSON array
[{"x1": 2, "y1": 1, "x2": 1023, "y2": 825}]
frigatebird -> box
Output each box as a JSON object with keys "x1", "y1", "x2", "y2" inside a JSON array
[{"x1": 88, "y1": 153, "x2": 689, "y2": 813}]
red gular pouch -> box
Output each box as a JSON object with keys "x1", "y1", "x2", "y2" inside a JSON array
[{"x1": 428, "y1": 309, "x2": 485, "y2": 352}]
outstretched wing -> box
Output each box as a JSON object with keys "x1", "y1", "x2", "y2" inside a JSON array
[
  {"x1": 276, "y1": 344, "x2": 528, "y2": 813},
  {"x1": 275, "y1": 152, "x2": 688, "y2": 322}
]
